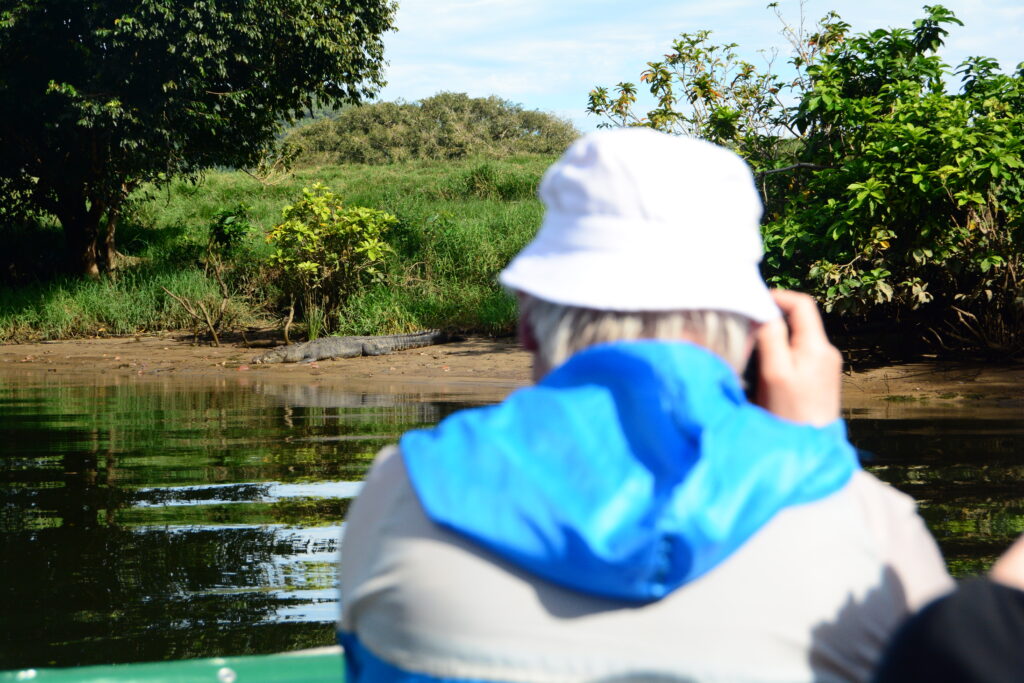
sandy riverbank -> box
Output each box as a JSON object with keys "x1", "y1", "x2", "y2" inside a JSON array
[{"x1": 0, "y1": 334, "x2": 1021, "y2": 417}]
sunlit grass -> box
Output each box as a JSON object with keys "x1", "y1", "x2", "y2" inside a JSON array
[{"x1": 0, "y1": 155, "x2": 554, "y2": 340}]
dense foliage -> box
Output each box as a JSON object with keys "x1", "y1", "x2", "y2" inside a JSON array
[
  {"x1": 267, "y1": 184, "x2": 396, "y2": 338},
  {"x1": 0, "y1": 0, "x2": 396, "y2": 277},
  {"x1": 286, "y1": 92, "x2": 579, "y2": 165},
  {"x1": 589, "y1": 5, "x2": 1024, "y2": 353}
]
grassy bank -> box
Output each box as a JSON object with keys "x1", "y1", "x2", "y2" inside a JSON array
[{"x1": 0, "y1": 155, "x2": 553, "y2": 342}]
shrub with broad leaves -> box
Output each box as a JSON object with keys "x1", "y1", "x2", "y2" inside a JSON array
[{"x1": 267, "y1": 184, "x2": 396, "y2": 338}]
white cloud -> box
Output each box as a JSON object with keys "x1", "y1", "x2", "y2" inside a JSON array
[{"x1": 375, "y1": 0, "x2": 1023, "y2": 132}]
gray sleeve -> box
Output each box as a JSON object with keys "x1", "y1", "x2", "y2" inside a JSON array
[
  {"x1": 338, "y1": 444, "x2": 404, "y2": 633},
  {"x1": 852, "y1": 471, "x2": 955, "y2": 611}
]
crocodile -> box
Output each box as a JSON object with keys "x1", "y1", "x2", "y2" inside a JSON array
[{"x1": 251, "y1": 330, "x2": 455, "y2": 364}]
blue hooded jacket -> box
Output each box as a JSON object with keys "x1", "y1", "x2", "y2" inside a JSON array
[{"x1": 399, "y1": 340, "x2": 858, "y2": 602}]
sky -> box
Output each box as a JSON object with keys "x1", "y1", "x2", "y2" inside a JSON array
[{"x1": 374, "y1": 0, "x2": 1024, "y2": 131}]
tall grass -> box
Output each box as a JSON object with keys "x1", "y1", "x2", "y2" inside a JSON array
[
  {"x1": 0, "y1": 269, "x2": 235, "y2": 340},
  {"x1": 0, "y1": 155, "x2": 554, "y2": 341}
]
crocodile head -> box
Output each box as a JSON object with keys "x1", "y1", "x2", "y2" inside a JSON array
[{"x1": 251, "y1": 348, "x2": 286, "y2": 364}]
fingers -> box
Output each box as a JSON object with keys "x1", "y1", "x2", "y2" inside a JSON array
[
  {"x1": 991, "y1": 535, "x2": 1024, "y2": 591},
  {"x1": 754, "y1": 317, "x2": 791, "y2": 376},
  {"x1": 769, "y1": 289, "x2": 828, "y2": 351},
  {"x1": 752, "y1": 289, "x2": 842, "y2": 426}
]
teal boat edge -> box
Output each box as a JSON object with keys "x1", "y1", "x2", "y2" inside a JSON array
[{"x1": 0, "y1": 646, "x2": 344, "y2": 682}]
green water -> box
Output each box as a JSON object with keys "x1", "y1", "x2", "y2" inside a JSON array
[
  {"x1": 0, "y1": 375, "x2": 478, "y2": 670},
  {"x1": 0, "y1": 374, "x2": 1021, "y2": 670},
  {"x1": 851, "y1": 416, "x2": 1024, "y2": 577}
]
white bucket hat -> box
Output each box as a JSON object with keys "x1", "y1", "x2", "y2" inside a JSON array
[{"x1": 499, "y1": 127, "x2": 780, "y2": 322}]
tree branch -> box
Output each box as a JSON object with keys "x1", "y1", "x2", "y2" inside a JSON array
[{"x1": 756, "y1": 162, "x2": 827, "y2": 177}]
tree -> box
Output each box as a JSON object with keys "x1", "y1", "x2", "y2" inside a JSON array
[
  {"x1": 768, "y1": 5, "x2": 1024, "y2": 353},
  {"x1": 0, "y1": 0, "x2": 396, "y2": 277},
  {"x1": 586, "y1": 30, "x2": 789, "y2": 170},
  {"x1": 588, "y1": 5, "x2": 1024, "y2": 353}
]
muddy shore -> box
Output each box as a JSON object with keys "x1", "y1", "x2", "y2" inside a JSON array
[{"x1": 0, "y1": 334, "x2": 1021, "y2": 417}]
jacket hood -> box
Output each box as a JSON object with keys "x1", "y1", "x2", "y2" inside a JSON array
[{"x1": 400, "y1": 341, "x2": 858, "y2": 602}]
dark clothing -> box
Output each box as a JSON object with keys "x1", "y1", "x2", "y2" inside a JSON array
[{"x1": 874, "y1": 578, "x2": 1024, "y2": 683}]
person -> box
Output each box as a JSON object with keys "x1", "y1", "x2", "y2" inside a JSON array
[
  {"x1": 873, "y1": 534, "x2": 1024, "y2": 682},
  {"x1": 337, "y1": 128, "x2": 953, "y2": 682}
]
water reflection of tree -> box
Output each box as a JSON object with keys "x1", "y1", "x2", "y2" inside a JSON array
[
  {"x1": 2, "y1": 522, "x2": 336, "y2": 668},
  {"x1": 1, "y1": 377, "x2": 493, "y2": 669},
  {"x1": 852, "y1": 417, "x2": 1024, "y2": 577},
  {"x1": 0, "y1": 379, "x2": 399, "y2": 669},
  {"x1": 3, "y1": 470, "x2": 344, "y2": 668}
]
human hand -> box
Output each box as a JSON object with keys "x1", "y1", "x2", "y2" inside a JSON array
[
  {"x1": 753, "y1": 290, "x2": 843, "y2": 427},
  {"x1": 991, "y1": 534, "x2": 1024, "y2": 591}
]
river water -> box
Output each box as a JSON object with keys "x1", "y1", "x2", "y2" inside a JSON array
[{"x1": 1, "y1": 373, "x2": 1022, "y2": 670}]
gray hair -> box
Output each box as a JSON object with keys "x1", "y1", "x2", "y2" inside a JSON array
[{"x1": 519, "y1": 294, "x2": 755, "y2": 376}]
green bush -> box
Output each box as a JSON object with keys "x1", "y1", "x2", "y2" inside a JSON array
[
  {"x1": 286, "y1": 92, "x2": 578, "y2": 165},
  {"x1": 589, "y1": 5, "x2": 1024, "y2": 354},
  {"x1": 767, "y1": 7, "x2": 1024, "y2": 354},
  {"x1": 266, "y1": 183, "x2": 397, "y2": 337},
  {"x1": 208, "y1": 204, "x2": 256, "y2": 256}
]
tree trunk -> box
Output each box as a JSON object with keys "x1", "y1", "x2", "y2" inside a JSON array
[
  {"x1": 54, "y1": 194, "x2": 109, "y2": 279},
  {"x1": 97, "y1": 209, "x2": 119, "y2": 273},
  {"x1": 59, "y1": 210, "x2": 101, "y2": 279}
]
